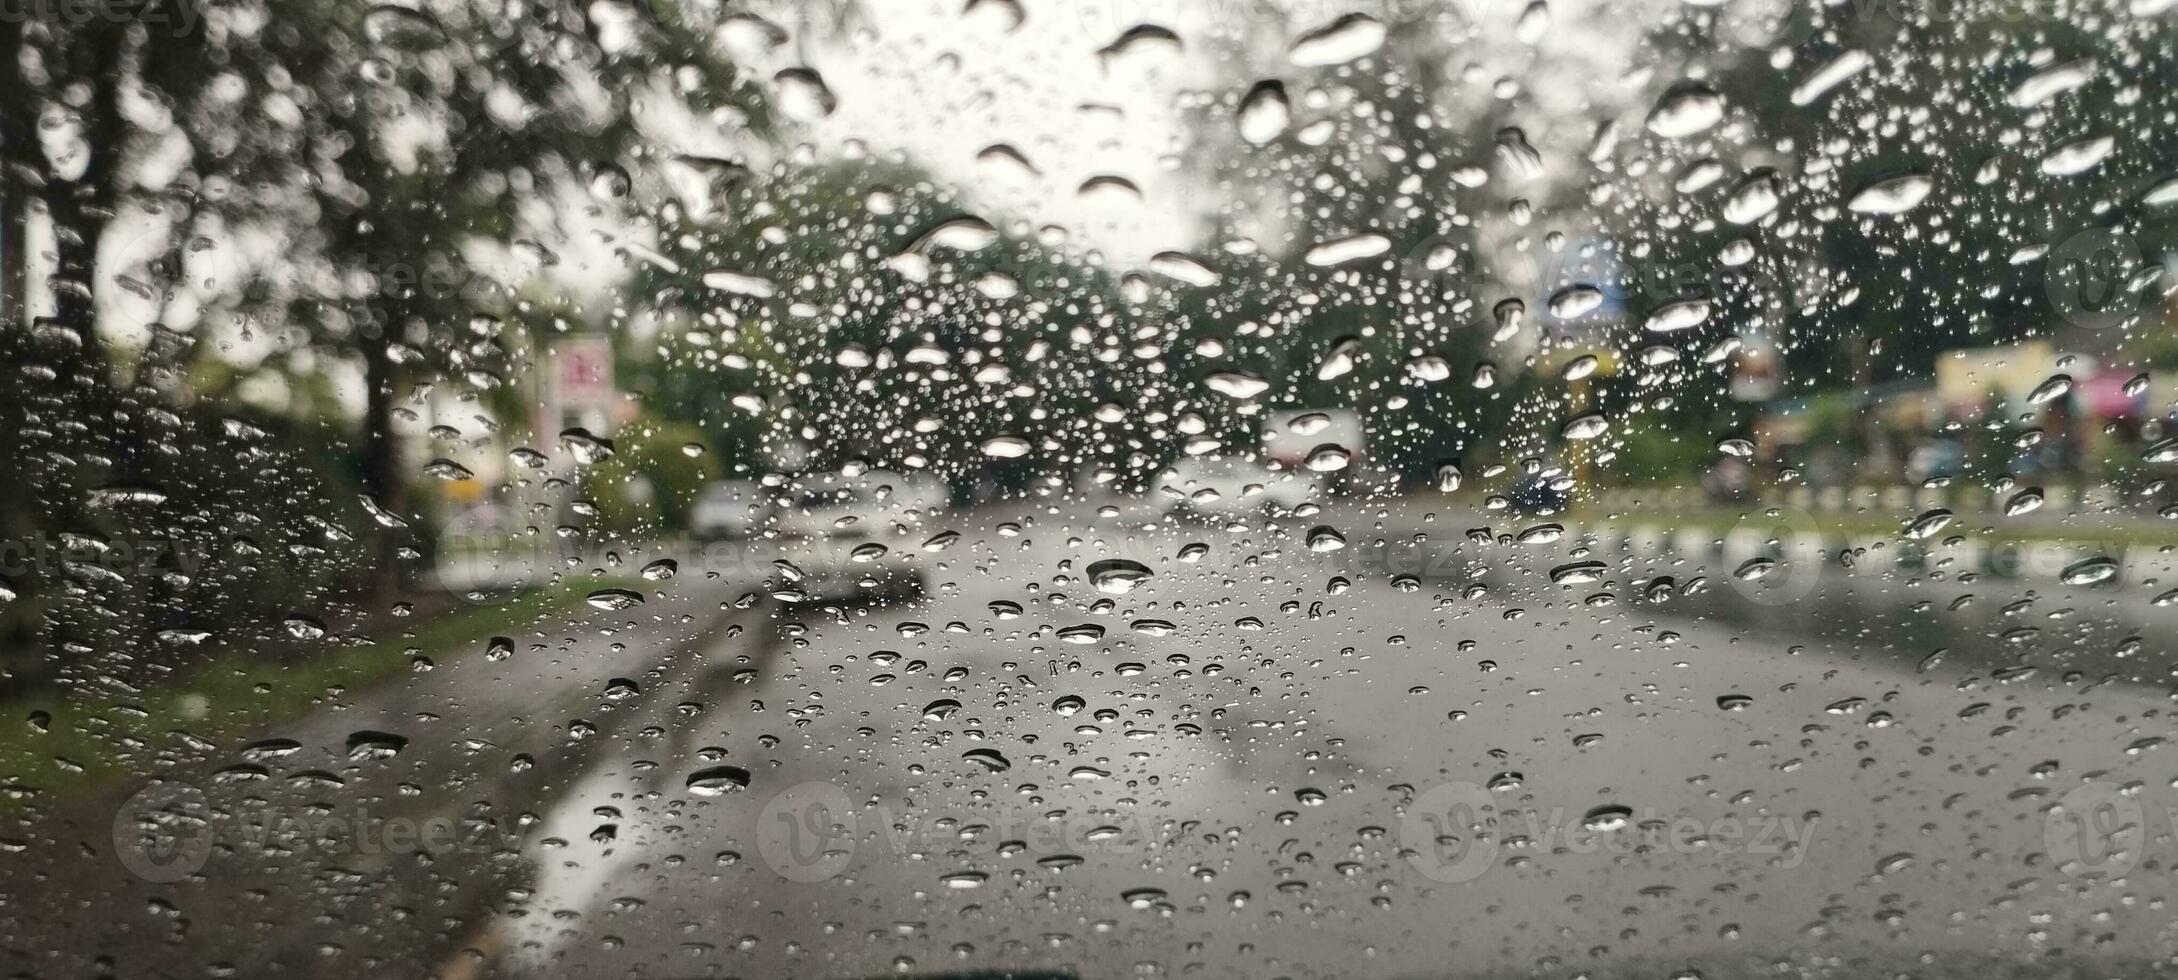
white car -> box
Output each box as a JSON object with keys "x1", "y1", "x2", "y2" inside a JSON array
[
  {"x1": 1157, "y1": 457, "x2": 1319, "y2": 519},
  {"x1": 690, "y1": 480, "x2": 771, "y2": 541},
  {"x1": 767, "y1": 470, "x2": 945, "y2": 601}
]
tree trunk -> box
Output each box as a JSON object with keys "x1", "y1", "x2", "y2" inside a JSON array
[
  {"x1": 0, "y1": 191, "x2": 24, "y2": 332},
  {"x1": 360, "y1": 329, "x2": 408, "y2": 598},
  {"x1": 0, "y1": 193, "x2": 33, "y2": 650}
]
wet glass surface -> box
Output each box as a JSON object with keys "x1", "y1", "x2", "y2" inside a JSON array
[{"x1": 5, "y1": 1, "x2": 2178, "y2": 978}]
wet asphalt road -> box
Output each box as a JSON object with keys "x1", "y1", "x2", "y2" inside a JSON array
[{"x1": 8, "y1": 495, "x2": 2178, "y2": 980}]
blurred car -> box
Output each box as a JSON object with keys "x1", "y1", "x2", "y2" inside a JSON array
[
  {"x1": 767, "y1": 469, "x2": 943, "y2": 601},
  {"x1": 1702, "y1": 457, "x2": 1755, "y2": 504},
  {"x1": 1906, "y1": 437, "x2": 1964, "y2": 486},
  {"x1": 689, "y1": 479, "x2": 771, "y2": 541},
  {"x1": 1158, "y1": 457, "x2": 1319, "y2": 519},
  {"x1": 1262, "y1": 407, "x2": 1365, "y2": 495},
  {"x1": 1505, "y1": 471, "x2": 1571, "y2": 514}
]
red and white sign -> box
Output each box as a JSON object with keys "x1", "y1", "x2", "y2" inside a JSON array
[{"x1": 551, "y1": 336, "x2": 615, "y2": 409}]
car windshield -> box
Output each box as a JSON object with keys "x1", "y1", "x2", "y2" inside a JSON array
[{"x1": 6, "y1": 1, "x2": 2178, "y2": 979}]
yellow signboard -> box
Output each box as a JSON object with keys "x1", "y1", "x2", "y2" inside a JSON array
[{"x1": 1934, "y1": 341, "x2": 2055, "y2": 405}]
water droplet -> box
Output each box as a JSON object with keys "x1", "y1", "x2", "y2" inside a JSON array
[
  {"x1": 687, "y1": 765, "x2": 751, "y2": 797},
  {"x1": 587, "y1": 160, "x2": 631, "y2": 201},
  {"x1": 362, "y1": 4, "x2": 446, "y2": 49},
  {"x1": 1316, "y1": 337, "x2": 1362, "y2": 380},
  {"x1": 1903, "y1": 508, "x2": 1954, "y2": 540},
  {"x1": 1789, "y1": 49, "x2": 1870, "y2": 106},
  {"x1": 423, "y1": 458, "x2": 474, "y2": 481},
  {"x1": 701, "y1": 269, "x2": 776, "y2": 298},
  {"x1": 1517, "y1": 523, "x2": 1565, "y2": 545},
  {"x1": 560, "y1": 427, "x2": 616, "y2": 465},
  {"x1": 1721, "y1": 169, "x2": 1783, "y2": 224},
  {"x1": 1582, "y1": 804, "x2": 1633, "y2": 832},
  {"x1": 2010, "y1": 58, "x2": 2097, "y2": 107},
  {"x1": 1148, "y1": 251, "x2": 1220, "y2": 287},
  {"x1": 2026, "y1": 373, "x2": 2073, "y2": 405},
  {"x1": 239, "y1": 738, "x2": 302, "y2": 762},
  {"x1": 1121, "y1": 886, "x2": 1170, "y2": 909},
  {"x1": 1288, "y1": 13, "x2": 1384, "y2": 66},
  {"x1": 1238, "y1": 80, "x2": 1291, "y2": 145},
  {"x1": 341, "y1": 729, "x2": 407, "y2": 761},
  {"x1": 1407, "y1": 355, "x2": 1452, "y2": 383},
  {"x1": 1057, "y1": 624, "x2": 1106, "y2": 644},
  {"x1": 963, "y1": 748, "x2": 1011, "y2": 772},
  {"x1": 1644, "y1": 298, "x2": 1712, "y2": 333},
  {"x1": 910, "y1": 216, "x2": 1000, "y2": 254},
  {"x1": 1495, "y1": 127, "x2": 1544, "y2": 180},
  {"x1": 587, "y1": 588, "x2": 645, "y2": 610},
  {"x1": 2060, "y1": 556, "x2": 2119, "y2": 586},
  {"x1": 1551, "y1": 561, "x2": 1608, "y2": 584},
  {"x1": 1086, "y1": 559, "x2": 1154, "y2": 594},
  {"x1": 1646, "y1": 82, "x2": 1724, "y2": 138},
  {"x1": 1305, "y1": 444, "x2": 1353, "y2": 472},
  {"x1": 1734, "y1": 557, "x2": 1776, "y2": 581},
  {"x1": 1560, "y1": 411, "x2": 1610, "y2": 440},
  {"x1": 1302, "y1": 233, "x2": 1391, "y2": 267},
  {"x1": 1205, "y1": 370, "x2": 1273, "y2": 399},
  {"x1": 940, "y1": 871, "x2": 988, "y2": 890},
  {"x1": 773, "y1": 67, "x2": 837, "y2": 120},
  {"x1": 2041, "y1": 135, "x2": 2115, "y2": 176},
  {"x1": 1846, "y1": 173, "x2": 1932, "y2": 215},
  {"x1": 1097, "y1": 23, "x2": 1182, "y2": 61}
]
